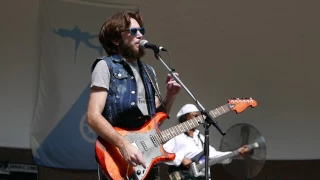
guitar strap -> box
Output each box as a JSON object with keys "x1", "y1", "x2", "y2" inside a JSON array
[
  {"x1": 142, "y1": 64, "x2": 169, "y2": 116},
  {"x1": 191, "y1": 133, "x2": 205, "y2": 162}
]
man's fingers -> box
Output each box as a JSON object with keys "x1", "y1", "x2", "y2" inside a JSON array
[
  {"x1": 166, "y1": 74, "x2": 171, "y2": 83},
  {"x1": 141, "y1": 161, "x2": 146, "y2": 168},
  {"x1": 166, "y1": 73, "x2": 179, "y2": 83},
  {"x1": 136, "y1": 154, "x2": 146, "y2": 168},
  {"x1": 131, "y1": 162, "x2": 137, "y2": 167}
]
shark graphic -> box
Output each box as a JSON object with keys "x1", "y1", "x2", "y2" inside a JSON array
[{"x1": 53, "y1": 26, "x2": 103, "y2": 62}]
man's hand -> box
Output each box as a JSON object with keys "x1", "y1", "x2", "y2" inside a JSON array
[
  {"x1": 238, "y1": 145, "x2": 250, "y2": 156},
  {"x1": 120, "y1": 140, "x2": 146, "y2": 168},
  {"x1": 166, "y1": 73, "x2": 181, "y2": 98},
  {"x1": 181, "y1": 157, "x2": 192, "y2": 168}
]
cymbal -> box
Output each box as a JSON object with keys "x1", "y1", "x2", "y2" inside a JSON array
[{"x1": 219, "y1": 123, "x2": 267, "y2": 179}]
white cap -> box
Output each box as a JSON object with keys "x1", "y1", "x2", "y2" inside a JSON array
[{"x1": 176, "y1": 104, "x2": 199, "y2": 118}]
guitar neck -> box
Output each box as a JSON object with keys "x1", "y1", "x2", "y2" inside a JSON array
[
  {"x1": 196, "y1": 143, "x2": 257, "y2": 171},
  {"x1": 198, "y1": 151, "x2": 239, "y2": 171},
  {"x1": 155, "y1": 104, "x2": 231, "y2": 144}
]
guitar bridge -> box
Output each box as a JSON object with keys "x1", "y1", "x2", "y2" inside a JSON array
[{"x1": 168, "y1": 171, "x2": 181, "y2": 180}]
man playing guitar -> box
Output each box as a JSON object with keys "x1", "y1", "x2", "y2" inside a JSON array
[
  {"x1": 87, "y1": 10, "x2": 181, "y2": 180},
  {"x1": 163, "y1": 104, "x2": 249, "y2": 180}
]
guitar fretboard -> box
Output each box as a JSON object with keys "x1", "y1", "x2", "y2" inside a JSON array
[
  {"x1": 196, "y1": 143, "x2": 257, "y2": 171},
  {"x1": 197, "y1": 151, "x2": 239, "y2": 171},
  {"x1": 153, "y1": 104, "x2": 231, "y2": 144}
]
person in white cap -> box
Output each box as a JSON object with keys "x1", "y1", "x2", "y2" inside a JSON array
[{"x1": 163, "y1": 104, "x2": 246, "y2": 180}]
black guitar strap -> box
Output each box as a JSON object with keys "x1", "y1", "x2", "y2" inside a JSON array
[
  {"x1": 191, "y1": 133, "x2": 205, "y2": 162},
  {"x1": 142, "y1": 64, "x2": 169, "y2": 116}
]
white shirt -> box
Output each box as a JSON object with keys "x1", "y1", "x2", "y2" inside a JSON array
[{"x1": 163, "y1": 129, "x2": 232, "y2": 166}]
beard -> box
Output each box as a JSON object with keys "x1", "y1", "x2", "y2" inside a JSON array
[{"x1": 119, "y1": 39, "x2": 145, "y2": 60}]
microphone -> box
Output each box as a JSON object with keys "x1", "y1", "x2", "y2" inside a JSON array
[{"x1": 139, "y1": 40, "x2": 167, "y2": 52}]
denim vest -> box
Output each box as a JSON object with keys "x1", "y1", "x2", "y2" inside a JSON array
[{"x1": 91, "y1": 54, "x2": 157, "y2": 128}]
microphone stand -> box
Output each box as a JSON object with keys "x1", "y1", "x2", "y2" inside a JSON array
[{"x1": 152, "y1": 51, "x2": 226, "y2": 180}]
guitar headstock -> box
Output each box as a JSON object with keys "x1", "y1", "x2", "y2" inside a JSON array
[{"x1": 228, "y1": 98, "x2": 257, "y2": 113}]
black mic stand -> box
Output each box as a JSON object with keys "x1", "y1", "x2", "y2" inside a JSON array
[{"x1": 152, "y1": 50, "x2": 226, "y2": 180}]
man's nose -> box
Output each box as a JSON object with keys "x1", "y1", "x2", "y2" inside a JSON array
[{"x1": 136, "y1": 30, "x2": 143, "y2": 38}]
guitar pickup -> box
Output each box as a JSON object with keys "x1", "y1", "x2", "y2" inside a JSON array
[
  {"x1": 150, "y1": 135, "x2": 158, "y2": 147},
  {"x1": 140, "y1": 140, "x2": 148, "y2": 152}
]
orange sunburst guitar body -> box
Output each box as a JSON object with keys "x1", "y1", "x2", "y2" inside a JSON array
[
  {"x1": 95, "y1": 98, "x2": 258, "y2": 180},
  {"x1": 96, "y1": 112, "x2": 172, "y2": 180}
]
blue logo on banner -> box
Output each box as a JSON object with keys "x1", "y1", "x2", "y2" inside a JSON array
[
  {"x1": 53, "y1": 26, "x2": 103, "y2": 62},
  {"x1": 34, "y1": 26, "x2": 102, "y2": 170},
  {"x1": 34, "y1": 83, "x2": 98, "y2": 170}
]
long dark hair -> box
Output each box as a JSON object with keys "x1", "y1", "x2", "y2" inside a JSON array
[{"x1": 99, "y1": 11, "x2": 144, "y2": 55}]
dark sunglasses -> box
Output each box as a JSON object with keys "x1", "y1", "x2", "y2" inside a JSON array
[{"x1": 128, "y1": 27, "x2": 145, "y2": 36}]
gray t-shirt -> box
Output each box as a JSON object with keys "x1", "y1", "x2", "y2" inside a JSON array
[{"x1": 90, "y1": 60, "x2": 150, "y2": 115}]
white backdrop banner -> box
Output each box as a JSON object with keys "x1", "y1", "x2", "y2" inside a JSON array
[{"x1": 30, "y1": 0, "x2": 137, "y2": 169}]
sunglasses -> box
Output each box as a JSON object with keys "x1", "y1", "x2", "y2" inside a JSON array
[{"x1": 127, "y1": 27, "x2": 145, "y2": 36}]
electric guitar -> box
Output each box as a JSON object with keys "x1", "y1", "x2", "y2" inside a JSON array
[
  {"x1": 168, "y1": 142, "x2": 259, "y2": 180},
  {"x1": 95, "y1": 98, "x2": 257, "y2": 180}
]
